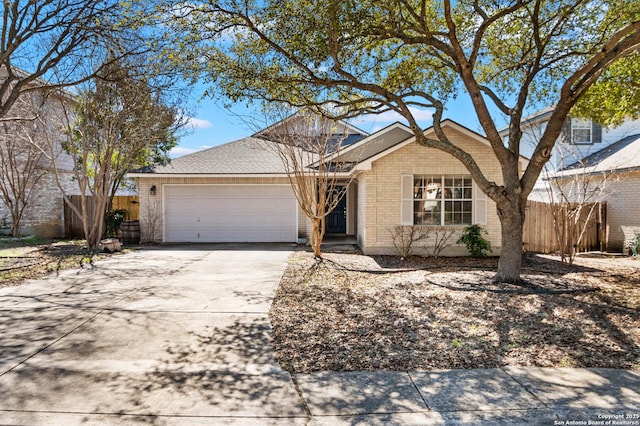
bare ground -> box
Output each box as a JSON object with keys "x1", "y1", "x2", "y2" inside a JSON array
[
  {"x1": 269, "y1": 250, "x2": 640, "y2": 373},
  {"x1": 0, "y1": 239, "x2": 113, "y2": 288}
]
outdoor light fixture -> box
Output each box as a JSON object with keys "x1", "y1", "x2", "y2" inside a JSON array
[{"x1": 150, "y1": 185, "x2": 157, "y2": 196}]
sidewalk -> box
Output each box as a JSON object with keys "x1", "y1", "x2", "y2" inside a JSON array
[
  {"x1": 1, "y1": 366, "x2": 638, "y2": 424},
  {"x1": 0, "y1": 246, "x2": 637, "y2": 425},
  {"x1": 293, "y1": 367, "x2": 640, "y2": 425}
]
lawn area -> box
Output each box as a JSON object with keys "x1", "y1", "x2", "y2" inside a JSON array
[
  {"x1": 270, "y1": 250, "x2": 640, "y2": 373},
  {"x1": 0, "y1": 237, "x2": 112, "y2": 288}
]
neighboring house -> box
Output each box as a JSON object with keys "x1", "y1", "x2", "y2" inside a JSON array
[
  {"x1": 131, "y1": 116, "x2": 519, "y2": 256},
  {"x1": 502, "y1": 107, "x2": 640, "y2": 252},
  {"x1": 0, "y1": 71, "x2": 77, "y2": 238},
  {"x1": 500, "y1": 107, "x2": 640, "y2": 201},
  {"x1": 554, "y1": 134, "x2": 640, "y2": 252}
]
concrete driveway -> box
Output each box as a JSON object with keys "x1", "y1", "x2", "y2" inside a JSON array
[
  {"x1": 2, "y1": 245, "x2": 639, "y2": 425},
  {"x1": 0, "y1": 244, "x2": 307, "y2": 425}
]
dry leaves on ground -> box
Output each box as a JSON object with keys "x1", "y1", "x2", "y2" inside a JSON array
[
  {"x1": 269, "y1": 250, "x2": 640, "y2": 373},
  {"x1": 0, "y1": 240, "x2": 106, "y2": 288}
]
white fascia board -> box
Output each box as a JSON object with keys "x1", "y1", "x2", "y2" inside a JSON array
[
  {"x1": 428, "y1": 120, "x2": 492, "y2": 148},
  {"x1": 355, "y1": 136, "x2": 414, "y2": 170},
  {"x1": 318, "y1": 122, "x2": 413, "y2": 168},
  {"x1": 355, "y1": 119, "x2": 529, "y2": 170},
  {"x1": 127, "y1": 173, "x2": 292, "y2": 179}
]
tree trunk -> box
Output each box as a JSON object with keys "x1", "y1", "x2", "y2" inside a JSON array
[
  {"x1": 311, "y1": 218, "x2": 322, "y2": 258},
  {"x1": 495, "y1": 199, "x2": 525, "y2": 283},
  {"x1": 11, "y1": 206, "x2": 22, "y2": 237},
  {"x1": 11, "y1": 222, "x2": 20, "y2": 238}
]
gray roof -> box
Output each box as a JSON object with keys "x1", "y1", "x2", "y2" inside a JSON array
[
  {"x1": 331, "y1": 123, "x2": 413, "y2": 163},
  {"x1": 137, "y1": 137, "x2": 290, "y2": 174},
  {"x1": 134, "y1": 113, "x2": 369, "y2": 176},
  {"x1": 558, "y1": 133, "x2": 640, "y2": 176}
]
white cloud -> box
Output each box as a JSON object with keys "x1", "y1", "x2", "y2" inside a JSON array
[
  {"x1": 354, "y1": 107, "x2": 433, "y2": 124},
  {"x1": 169, "y1": 145, "x2": 212, "y2": 158},
  {"x1": 186, "y1": 117, "x2": 214, "y2": 130}
]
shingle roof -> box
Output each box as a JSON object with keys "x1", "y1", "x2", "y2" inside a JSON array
[
  {"x1": 559, "y1": 134, "x2": 640, "y2": 175},
  {"x1": 136, "y1": 137, "x2": 291, "y2": 174},
  {"x1": 133, "y1": 112, "x2": 369, "y2": 176},
  {"x1": 329, "y1": 122, "x2": 413, "y2": 164}
]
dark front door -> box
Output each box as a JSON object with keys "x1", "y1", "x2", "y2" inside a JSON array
[{"x1": 326, "y1": 189, "x2": 347, "y2": 234}]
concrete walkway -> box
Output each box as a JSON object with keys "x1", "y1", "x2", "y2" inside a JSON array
[{"x1": 0, "y1": 245, "x2": 638, "y2": 425}]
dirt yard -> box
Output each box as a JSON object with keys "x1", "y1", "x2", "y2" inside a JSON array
[
  {"x1": 0, "y1": 238, "x2": 112, "y2": 288},
  {"x1": 270, "y1": 250, "x2": 640, "y2": 373}
]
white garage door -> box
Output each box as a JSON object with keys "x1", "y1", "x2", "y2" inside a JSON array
[{"x1": 164, "y1": 185, "x2": 297, "y2": 243}]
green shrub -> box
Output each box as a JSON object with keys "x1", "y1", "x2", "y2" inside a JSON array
[
  {"x1": 632, "y1": 232, "x2": 640, "y2": 257},
  {"x1": 457, "y1": 224, "x2": 492, "y2": 257},
  {"x1": 104, "y1": 209, "x2": 127, "y2": 238}
]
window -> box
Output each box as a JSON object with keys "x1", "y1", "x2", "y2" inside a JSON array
[
  {"x1": 571, "y1": 119, "x2": 592, "y2": 145},
  {"x1": 569, "y1": 119, "x2": 602, "y2": 145},
  {"x1": 412, "y1": 175, "x2": 472, "y2": 225}
]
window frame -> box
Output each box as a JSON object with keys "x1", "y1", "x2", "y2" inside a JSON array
[
  {"x1": 411, "y1": 175, "x2": 473, "y2": 226},
  {"x1": 571, "y1": 119, "x2": 593, "y2": 145}
]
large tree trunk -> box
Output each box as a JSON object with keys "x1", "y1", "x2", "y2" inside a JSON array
[{"x1": 495, "y1": 199, "x2": 526, "y2": 283}]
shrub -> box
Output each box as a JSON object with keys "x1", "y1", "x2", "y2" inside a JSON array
[
  {"x1": 457, "y1": 224, "x2": 492, "y2": 257},
  {"x1": 632, "y1": 232, "x2": 640, "y2": 257},
  {"x1": 390, "y1": 225, "x2": 430, "y2": 258},
  {"x1": 429, "y1": 227, "x2": 456, "y2": 257},
  {"x1": 104, "y1": 209, "x2": 128, "y2": 238}
]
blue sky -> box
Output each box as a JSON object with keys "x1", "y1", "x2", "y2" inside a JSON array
[{"x1": 172, "y1": 86, "x2": 505, "y2": 158}]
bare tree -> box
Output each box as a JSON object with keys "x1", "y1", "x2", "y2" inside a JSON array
[
  {"x1": 259, "y1": 110, "x2": 361, "y2": 258},
  {"x1": 141, "y1": 195, "x2": 161, "y2": 243},
  {"x1": 0, "y1": 0, "x2": 158, "y2": 120},
  {"x1": 0, "y1": 93, "x2": 47, "y2": 236},
  {"x1": 544, "y1": 143, "x2": 617, "y2": 264},
  {"x1": 389, "y1": 225, "x2": 430, "y2": 258}
]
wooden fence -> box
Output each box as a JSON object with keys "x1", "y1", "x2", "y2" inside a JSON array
[
  {"x1": 523, "y1": 200, "x2": 607, "y2": 254},
  {"x1": 64, "y1": 195, "x2": 140, "y2": 238}
]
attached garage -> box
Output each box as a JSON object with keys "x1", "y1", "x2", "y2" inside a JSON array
[{"x1": 163, "y1": 184, "x2": 298, "y2": 243}]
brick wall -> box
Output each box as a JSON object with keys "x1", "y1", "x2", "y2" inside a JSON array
[
  {"x1": 358, "y1": 126, "x2": 504, "y2": 255},
  {"x1": 0, "y1": 169, "x2": 77, "y2": 238},
  {"x1": 0, "y1": 88, "x2": 77, "y2": 238},
  {"x1": 604, "y1": 170, "x2": 640, "y2": 252},
  {"x1": 356, "y1": 176, "x2": 367, "y2": 247}
]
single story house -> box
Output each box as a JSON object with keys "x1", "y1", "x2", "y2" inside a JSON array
[{"x1": 130, "y1": 117, "x2": 518, "y2": 255}]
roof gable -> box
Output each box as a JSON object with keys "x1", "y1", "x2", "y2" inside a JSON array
[
  {"x1": 254, "y1": 112, "x2": 368, "y2": 148},
  {"x1": 323, "y1": 122, "x2": 413, "y2": 166},
  {"x1": 355, "y1": 119, "x2": 500, "y2": 171}
]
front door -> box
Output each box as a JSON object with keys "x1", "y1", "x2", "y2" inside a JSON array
[{"x1": 326, "y1": 188, "x2": 347, "y2": 234}]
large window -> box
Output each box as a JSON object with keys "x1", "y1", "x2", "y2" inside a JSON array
[{"x1": 412, "y1": 175, "x2": 472, "y2": 225}]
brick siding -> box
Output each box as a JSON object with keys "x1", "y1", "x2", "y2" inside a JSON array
[
  {"x1": 604, "y1": 170, "x2": 640, "y2": 252},
  {"x1": 357, "y1": 126, "x2": 505, "y2": 255}
]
